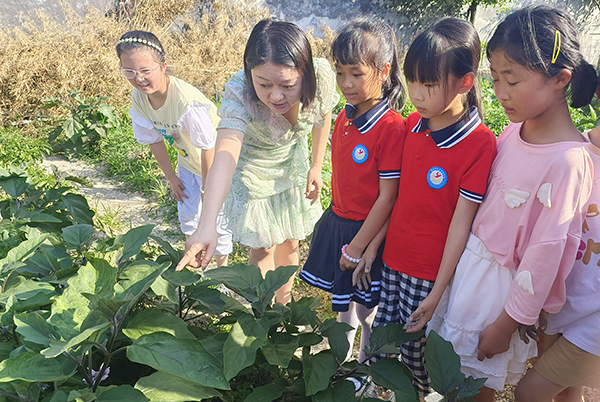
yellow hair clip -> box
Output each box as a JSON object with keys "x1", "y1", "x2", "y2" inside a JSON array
[{"x1": 551, "y1": 30, "x2": 561, "y2": 64}]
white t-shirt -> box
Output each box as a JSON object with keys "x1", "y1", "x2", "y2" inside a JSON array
[{"x1": 546, "y1": 140, "x2": 600, "y2": 356}]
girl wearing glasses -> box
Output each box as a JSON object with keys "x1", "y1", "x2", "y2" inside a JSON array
[{"x1": 116, "y1": 30, "x2": 232, "y2": 266}]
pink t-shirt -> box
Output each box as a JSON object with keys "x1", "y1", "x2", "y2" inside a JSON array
[{"x1": 473, "y1": 123, "x2": 593, "y2": 325}]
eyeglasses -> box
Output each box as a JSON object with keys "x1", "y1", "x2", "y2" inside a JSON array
[{"x1": 119, "y1": 64, "x2": 161, "y2": 79}]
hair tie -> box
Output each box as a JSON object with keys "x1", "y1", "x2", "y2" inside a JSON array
[
  {"x1": 116, "y1": 37, "x2": 163, "y2": 54},
  {"x1": 551, "y1": 30, "x2": 561, "y2": 64}
]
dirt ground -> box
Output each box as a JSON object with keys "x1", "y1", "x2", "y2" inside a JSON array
[{"x1": 43, "y1": 155, "x2": 600, "y2": 402}]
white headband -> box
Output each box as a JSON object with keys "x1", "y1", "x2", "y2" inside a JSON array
[{"x1": 117, "y1": 37, "x2": 163, "y2": 54}]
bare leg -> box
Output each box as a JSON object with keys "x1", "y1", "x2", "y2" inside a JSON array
[
  {"x1": 215, "y1": 254, "x2": 228, "y2": 267},
  {"x1": 515, "y1": 368, "x2": 572, "y2": 402},
  {"x1": 473, "y1": 386, "x2": 496, "y2": 402},
  {"x1": 249, "y1": 245, "x2": 276, "y2": 280},
  {"x1": 273, "y1": 239, "x2": 299, "y2": 304}
]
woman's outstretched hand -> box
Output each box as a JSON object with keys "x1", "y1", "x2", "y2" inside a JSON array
[
  {"x1": 176, "y1": 228, "x2": 217, "y2": 271},
  {"x1": 305, "y1": 166, "x2": 323, "y2": 205}
]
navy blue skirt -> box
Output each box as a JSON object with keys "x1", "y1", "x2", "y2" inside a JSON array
[{"x1": 299, "y1": 207, "x2": 382, "y2": 312}]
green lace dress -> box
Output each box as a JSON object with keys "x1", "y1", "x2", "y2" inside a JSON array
[{"x1": 217, "y1": 58, "x2": 338, "y2": 248}]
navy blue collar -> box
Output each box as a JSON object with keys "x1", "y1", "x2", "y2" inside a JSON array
[
  {"x1": 344, "y1": 99, "x2": 390, "y2": 134},
  {"x1": 411, "y1": 106, "x2": 481, "y2": 148}
]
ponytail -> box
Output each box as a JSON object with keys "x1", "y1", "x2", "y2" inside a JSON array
[{"x1": 570, "y1": 60, "x2": 597, "y2": 108}]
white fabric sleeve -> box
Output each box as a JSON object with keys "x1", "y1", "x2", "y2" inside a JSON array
[
  {"x1": 129, "y1": 108, "x2": 163, "y2": 145},
  {"x1": 177, "y1": 101, "x2": 216, "y2": 149}
]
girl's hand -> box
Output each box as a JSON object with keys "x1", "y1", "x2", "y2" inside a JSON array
[
  {"x1": 405, "y1": 294, "x2": 440, "y2": 333},
  {"x1": 352, "y1": 244, "x2": 377, "y2": 290},
  {"x1": 168, "y1": 176, "x2": 188, "y2": 203},
  {"x1": 339, "y1": 243, "x2": 362, "y2": 271},
  {"x1": 477, "y1": 311, "x2": 519, "y2": 360},
  {"x1": 518, "y1": 324, "x2": 539, "y2": 344},
  {"x1": 305, "y1": 165, "x2": 323, "y2": 205},
  {"x1": 176, "y1": 227, "x2": 217, "y2": 271}
]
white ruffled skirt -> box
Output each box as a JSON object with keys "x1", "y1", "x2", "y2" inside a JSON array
[{"x1": 428, "y1": 233, "x2": 537, "y2": 391}]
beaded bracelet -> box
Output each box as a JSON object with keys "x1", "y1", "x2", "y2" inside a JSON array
[{"x1": 341, "y1": 244, "x2": 361, "y2": 263}]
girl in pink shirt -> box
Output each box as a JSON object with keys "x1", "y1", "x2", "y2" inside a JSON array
[{"x1": 428, "y1": 6, "x2": 597, "y2": 401}]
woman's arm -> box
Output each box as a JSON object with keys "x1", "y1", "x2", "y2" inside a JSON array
[
  {"x1": 149, "y1": 141, "x2": 187, "y2": 203},
  {"x1": 200, "y1": 147, "x2": 215, "y2": 194},
  {"x1": 340, "y1": 178, "x2": 399, "y2": 271},
  {"x1": 177, "y1": 128, "x2": 244, "y2": 270},
  {"x1": 305, "y1": 112, "x2": 332, "y2": 204},
  {"x1": 405, "y1": 196, "x2": 479, "y2": 332}
]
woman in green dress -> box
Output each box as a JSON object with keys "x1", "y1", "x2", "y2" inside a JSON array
[{"x1": 177, "y1": 19, "x2": 338, "y2": 303}]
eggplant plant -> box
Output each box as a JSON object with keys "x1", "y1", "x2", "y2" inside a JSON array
[{"x1": 0, "y1": 168, "x2": 484, "y2": 401}]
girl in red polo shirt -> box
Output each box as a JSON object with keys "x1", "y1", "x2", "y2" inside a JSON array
[
  {"x1": 354, "y1": 18, "x2": 497, "y2": 398},
  {"x1": 299, "y1": 18, "x2": 406, "y2": 365}
]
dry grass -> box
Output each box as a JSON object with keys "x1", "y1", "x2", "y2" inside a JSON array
[{"x1": 0, "y1": 0, "x2": 334, "y2": 125}]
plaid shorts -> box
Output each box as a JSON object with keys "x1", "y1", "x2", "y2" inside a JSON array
[{"x1": 373, "y1": 264, "x2": 434, "y2": 397}]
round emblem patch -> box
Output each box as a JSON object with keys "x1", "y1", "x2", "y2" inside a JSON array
[
  {"x1": 427, "y1": 166, "x2": 448, "y2": 189},
  {"x1": 352, "y1": 144, "x2": 368, "y2": 164}
]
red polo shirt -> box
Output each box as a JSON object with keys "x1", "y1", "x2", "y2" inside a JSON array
[
  {"x1": 331, "y1": 100, "x2": 405, "y2": 220},
  {"x1": 383, "y1": 108, "x2": 497, "y2": 280}
]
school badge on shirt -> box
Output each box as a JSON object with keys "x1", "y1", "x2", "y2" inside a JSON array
[
  {"x1": 427, "y1": 166, "x2": 447, "y2": 189},
  {"x1": 352, "y1": 144, "x2": 368, "y2": 164}
]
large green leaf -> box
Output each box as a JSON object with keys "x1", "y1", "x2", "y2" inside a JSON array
[
  {"x1": 456, "y1": 376, "x2": 486, "y2": 399},
  {"x1": 127, "y1": 332, "x2": 229, "y2": 390},
  {"x1": 114, "y1": 262, "x2": 169, "y2": 323},
  {"x1": 261, "y1": 332, "x2": 299, "y2": 368},
  {"x1": 0, "y1": 234, "x2": 48, "y2": 274},
  {"x1": 21, "y1": 245, "x2": 71, "y2": 276},
  {"x1": 319, "y1": 318, "x2": 353, "y2": 364},
  {"x1": 262, "y1": 265, "x2": 298, "y2": 297},
  {"x1": 302, "y1": 350, "x2": 338, "y2": 396},
  {"x1": 149, "y1": 235, "x2": 184, "y2": 267},
  {"x1": 0, "y1": 169, "x2": 29, "y2": 198},
  {"x1": 0, "y1": 342, "x2": 17, "y2": 361},
  {"x1": 95, "y1": 385, "x2": 149, "y2": 402},
  {"x1": 14, "y1": 312, "x2": 60, "y2": 347},
  {"x1": 122, "y1": 309, "x2": 195, "y2": 341},
  {"x1": 0, "y1": 277, "x2": 55, "y2": 304},
  {"x1": 366, "y1": 323, "x2": 424, "y2": 355},
  {"x1": 368, "y1": 358, "x2": 419, "y2": 401},
  {"x1": 49, "y1": 258, "x2": 117, "y2": 338},
  {"x1": 0, "y1": 352, "x2": 76, "y2": 382},
  {"x1": 312, "y1": 379, "x2": 356, "y2": 402},
  {"x1": 203, "y1": 264, "x2": 263, "y2": 303},
  {"x1": 62, "y1": 193, "x2": 94, "y2": 225},
  {"x1": 289, "y1": 297, "x2": 320, "y2": 328},
  {"x1": 15, "y1": 210, "x2": 62, "y2": 223},
  {"x1": 424, "y1": 330, "x2": 466, "y2": 396},
  {"x1": 223, "y1": 314, "x2": 269, "y2": 380},
  {"x1": 42, "y1": 322, "x2": 111, "y2": 358},
  {"x1": 243, "y1": 383, "x2": 285, "y2": 402},
  {"x1": 160, "y1": 266, "x2": 200, "y2": 287},
  {"x1": 82, "y1": 294, "x2": 128, "y2": 321},
  {"x1": 149, "y1": 275, "x2": 177, "y2": 303},
  {"x1": 115, "y1": 225, "x2": 154, "y2": 262},
  {"x1": 199, "y1": 332, "x2": 227, "y2": 364},
  {"x1": 47, "y1": 390, "x2": 68, "y2": 402},
  {"x1": 135, "y1": 371, "x2": 220, "y2": 401},
  {"x1": 62, "y1": 225, "x2": 94, "y2": 250}
]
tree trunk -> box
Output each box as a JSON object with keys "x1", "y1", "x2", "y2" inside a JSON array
[{"x1": 467, "y1": 0, "x2": 479, "y2": 24}]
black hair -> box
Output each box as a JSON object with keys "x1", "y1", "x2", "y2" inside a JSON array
[
  {"x1": 243, "y1": 19, "x2": 316, "y2": 109},
  {"x1": 116, "y1": 30, "x2": 165, "y2": 64},
  {"x1": 332, "y1": 18, "x2": 406, "y2": 112},
  {"x1": 487, "y1": 5, "x2": 597, "y2": 108},
  {"x1": 404, "y1": 17, "x2": 483, "y2": 119}
]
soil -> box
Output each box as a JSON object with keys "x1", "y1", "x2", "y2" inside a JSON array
[
  {"x1": 42, "y1": 155, "x2": 183, "y2": 245},
  {"x1": 41, "y1": 155, "x2": 600, "y2": 402}
]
